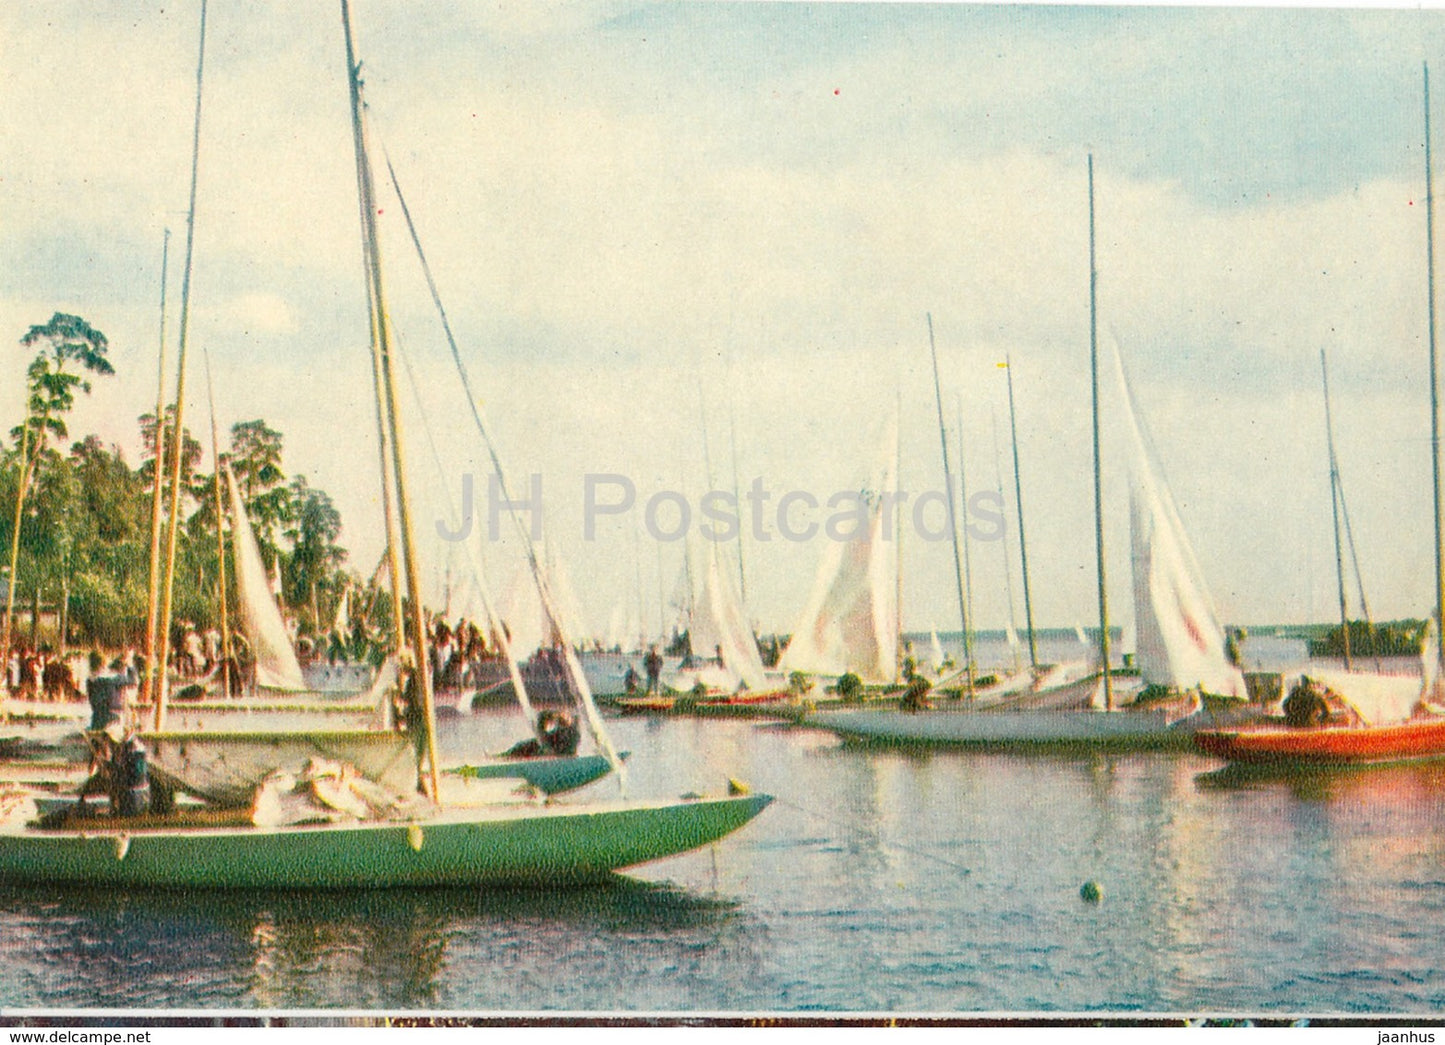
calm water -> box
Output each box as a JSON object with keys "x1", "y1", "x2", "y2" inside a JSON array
[{"x1": 2, "y1": 690, "x2": 1445, "y2": 1015}]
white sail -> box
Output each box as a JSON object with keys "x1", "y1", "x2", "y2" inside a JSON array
[
  {"x1": 929, "y1": 629, "x2": 946, "y2": 674},
  {"x1": 1112, "y1": 341, "x2": 1245, "y2": 699},
  {"x1": 781, "y1": 418, "x2": 898, "y2": 684},
  {"x1": 1120, "y1": 612, "x2": 1137, "y2": 660},
  {"x1": 544, "y1": 542, "x2": 590, "y2": 649},
  {"x1": 226, "y1": 465, "x2": 306, "y2": 692},
  {"x1": 499, "y1": 564, "x2": 547, "y2": 659},
  {"x1": 687, "y1": 540, "x2": 767, "y2": 690},
  {"x1": 1074, "y1": 623, "x2": 1088, "y2": 645}
]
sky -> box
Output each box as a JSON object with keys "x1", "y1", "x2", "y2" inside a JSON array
[{"x1": 4, "y1": 2, "x2": 1445, "y2": 640}]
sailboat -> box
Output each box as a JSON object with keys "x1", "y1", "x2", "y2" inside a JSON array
[
  {"x1": 806, "y1": 157, "x2": 1247, "y2": 749},
  {"x1": 778, "y1": 415, "x2": 901, "y2": 692},
  {"x1": 1196, "y1": 65, "x2": 1445, "y2": 768},
  {"x1": 0, "y1": 0, "x2": 769, "y2": 887},
  {"x1": 614, "y1": 539, "x2": 785, "y2": 713}
]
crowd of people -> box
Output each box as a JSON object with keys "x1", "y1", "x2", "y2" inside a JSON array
[
  {"x1": 2, "y1": 643, "x2": 83, "y2": 702},
  {"x1": 427, "y1": 616, "x2": 509, "y2": 692}
]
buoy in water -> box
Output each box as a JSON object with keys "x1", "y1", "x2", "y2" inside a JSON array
[{"x1": 1080, "y1": 880, "x2": 1103, "y2": 904}]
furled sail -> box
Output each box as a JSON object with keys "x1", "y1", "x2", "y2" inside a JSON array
[
  {"x1": 1112, "y1": 341, "x2": 1245, "y2": 699},
  {"x1": 226, "y1": 464, "x2": 306, "y2": 692},
  {"x1": 781, "y1": 419, "x2": 898, "y2": 684}
]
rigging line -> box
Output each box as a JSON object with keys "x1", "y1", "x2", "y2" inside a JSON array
[
  {"x1": 378, "y1": 142, "x2": 623, "y2": 780},
  {"x1": 768, "y1": 795, "x2": 973, "y2": 876},
  {"x1": 390, "y1": 320, "x2": 543, "y2": 740},
  {"x1": 926, "y1": 314, "x2": 974, "y2": 693},
  {"x1": 674, "y1": 724, "x2": 975, "y2": 875},
  {"x1": 990, "y1": 404, "x2": 1021, "y2": 674},
  {"x1": 955, "y1": 393, "x2": 976, "y2": 677},
  {"x1": 200, "y1": 343, "x2": 233, "y2": 679},
  {"x1": 1087, "y1": 155, "x2": 1114, "y2": 711},
  {"x1": 1322, "y1": 349, "x2": 1354, "y2": 669},
  {"x1": 141, "y1": 228, "x2": 172, "y2": 710},
  {"x1": 1335, "y1": 474, "x2": 1381, "y2": 668}
]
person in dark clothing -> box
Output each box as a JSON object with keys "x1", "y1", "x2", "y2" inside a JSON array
[
  {"x1": 644, "y1": 645, "x2": 663, "y2": 694},
  {"x1": 503, "y1": 710, "x2": 582, "y2": 758},
  {"x1": 1283, "y1": 676, "x2": 1331, "y2": 728}
]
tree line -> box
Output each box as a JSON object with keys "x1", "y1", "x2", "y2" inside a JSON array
[{"x1": 1, "y1": 313, "x2": 373, "y2": 658}]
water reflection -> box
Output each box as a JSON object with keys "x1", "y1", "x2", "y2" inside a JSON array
[
  {"x1": 0, "y1": 879, "x2": 748, "y2": 1010},
  {"x1": 1195, "y1": 760, "x2": 1445, "y2": 803}
]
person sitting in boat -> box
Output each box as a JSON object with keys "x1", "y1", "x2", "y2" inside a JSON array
[
  {"x1": 74, "y1": 724, "x2": 151, "y2": 819},
  {"x1": 502, "y1": 710, "x2": 581, "y2": 759},
  {"x1": 623, "y1": 665, "x2": 640, "y2": 695},
  {"x1": 1282, "y1": 675, "x2": 1332, "y2": 728}
]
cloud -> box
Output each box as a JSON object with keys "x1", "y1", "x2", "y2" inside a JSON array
[{"x1": 5, "y1": 4, "x2": 1445, "y2": 635}]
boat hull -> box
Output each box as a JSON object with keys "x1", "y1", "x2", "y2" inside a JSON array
[
  {"x1": 1194, "y1": 717, "x2": 1445, "y2": 766},
  {"x1": 449, "y1": 754, "x2": 615, "y2": 795},
  {"x1": 0, "y1": 794, "x2": 771, "y2": 889},
  {"x1": 806, "y1": 705, "x2": 1194, "y2": 750}
]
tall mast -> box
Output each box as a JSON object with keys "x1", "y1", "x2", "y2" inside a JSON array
[
  {"x1": 1427, "y1": 62, "x2": 1445, "y2": 672},
  {"x1": 341, "y1": 0, "x2": 441, "y2": 799},
  {"x1": 355, "y1": 158, "x2": 406, "y2": 673},
  {"x1": 155, "y1": 0, "x2": 209, "y2": 730},
  {"x1": 990, "y1": 403, "x2": 1022, "y2": 674},
  {"x1": 1321, "y1": 348, "x2": 1352, "y2": 670},
  {"x1": 1004, "y1": 356, "x2": 1038, "y2": 671},
  {"x1": 203, "y1": 348, "x2": 233, "y2": 691},
  {"x1": 926, "y1": 313, "x2": 974, "y2": 693},
  {"x1": 656, "y1": 541, "x2": 667, "y2": 645},
  {"x1": 1088, "y1": 155, "x2": 1114, "y2": 710},
  {"x1": 894, "y1": 387, "x2": 904, "y2": 683},
  {"x1": 728, "y1": 403, "x2": 748, "y2": 606},
  {"x1": 141, "y1": 228, "x2": 171, "y2": 708},
  {"x1": 955, "y1": 394, "x2": 976, "y2": 678}
]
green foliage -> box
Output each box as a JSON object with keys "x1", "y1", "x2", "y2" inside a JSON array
[
  {"x1": 902, "y1": 675, "x2": 933, "y2": 711},
  {"x1": 1306, "y1": 619, "x2": 1427, "y2": 659},
  {"x1": 1, "y1": 382, "x2": 352, "y2": 652},
  {"x1": 833, "y1": 672, "x2": 864, "y2": 702},
  {"x1": 284, "y1": 474, "x2": 347, "y2": 632},
  {"x1": 13, "y1": 313, "x2": 113, "y2": 449}
]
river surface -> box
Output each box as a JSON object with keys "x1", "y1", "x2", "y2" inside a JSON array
[{"x1": 3, "y1": 661, "x2": 1445, "y2": 1016}]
